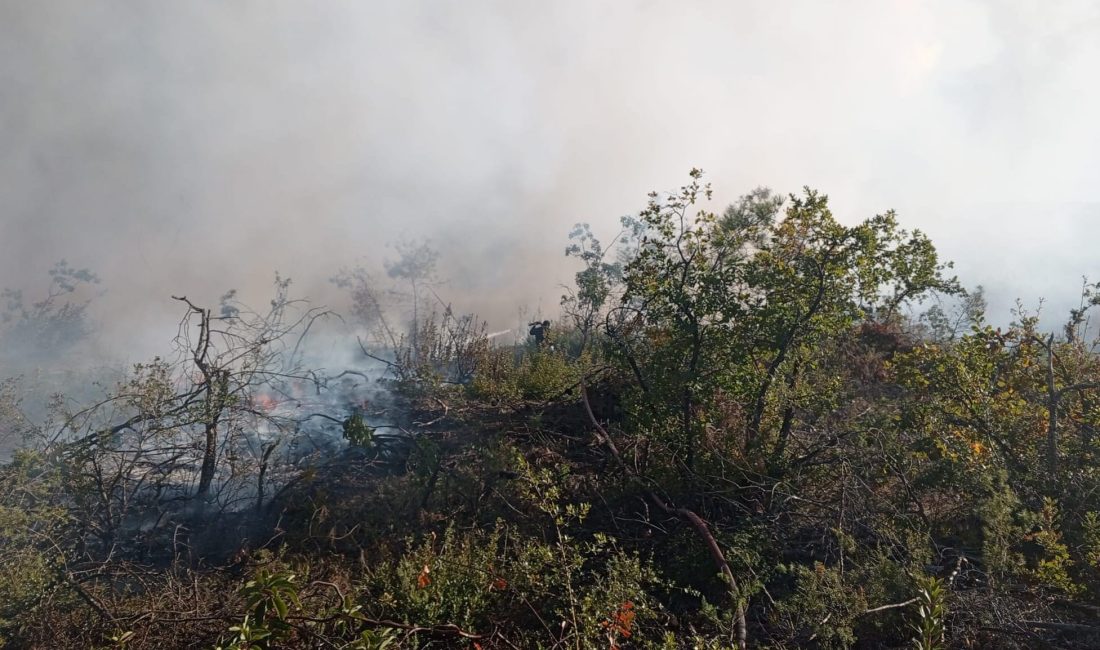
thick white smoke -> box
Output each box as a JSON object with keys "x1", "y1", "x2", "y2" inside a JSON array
[{"x1": 1, "y1": 0, "x2": 1099, "y2": 365}]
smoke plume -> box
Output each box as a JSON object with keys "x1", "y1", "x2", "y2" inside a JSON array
[{"x1": 2, "y1": 1, "x2": 1100, "y2": 365}]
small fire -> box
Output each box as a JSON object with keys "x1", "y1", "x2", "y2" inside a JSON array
[{"x1": 252, "y1": 394, "x2": 278, "y2": 412}]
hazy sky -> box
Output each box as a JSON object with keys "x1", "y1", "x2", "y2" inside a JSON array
[{"x1": 2, "y1": 1, "x2": 1100, "y2": 356}]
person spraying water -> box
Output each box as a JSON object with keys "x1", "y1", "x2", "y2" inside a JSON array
[{"x1": 528, "y1": 320, "x2": 551, "y2": 346}]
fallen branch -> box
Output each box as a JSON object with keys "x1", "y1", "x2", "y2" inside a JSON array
[{"x1": 862, "y1": 598, "x2": 918, "y2": 615}]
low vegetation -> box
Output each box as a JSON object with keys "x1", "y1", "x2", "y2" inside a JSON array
[{"x1": 4, "y1": 171, "x2": 1100, "y2": 648}]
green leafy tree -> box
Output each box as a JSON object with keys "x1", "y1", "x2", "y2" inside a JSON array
[{"x1": 614, "y1": 170, "x2": 959, "y2": 473}]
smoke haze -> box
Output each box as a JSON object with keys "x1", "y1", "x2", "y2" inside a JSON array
[{"x1": 3, "y1": 1, "x2": 1100, "y2": 361}]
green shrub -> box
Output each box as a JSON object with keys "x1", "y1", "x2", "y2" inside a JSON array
[
  {"x1": 769, "y1": 562, "x2": 867, "y2": 649},
  {"x1": 0, "y1": 450, "x2": 68, "y2": 636}
]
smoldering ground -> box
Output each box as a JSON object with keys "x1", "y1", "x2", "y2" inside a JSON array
[{"x1": 3, "y1": 1, "x2": 1100, "y2": 368}]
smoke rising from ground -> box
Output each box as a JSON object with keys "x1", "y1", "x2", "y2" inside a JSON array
[{"x1": 2, "y1": 1, "x2": 1100, "y2": 363}]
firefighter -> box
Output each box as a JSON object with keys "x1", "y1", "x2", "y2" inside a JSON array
[{"x1": 528, "y1": 320, "x2": 550, "y2": 346}]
